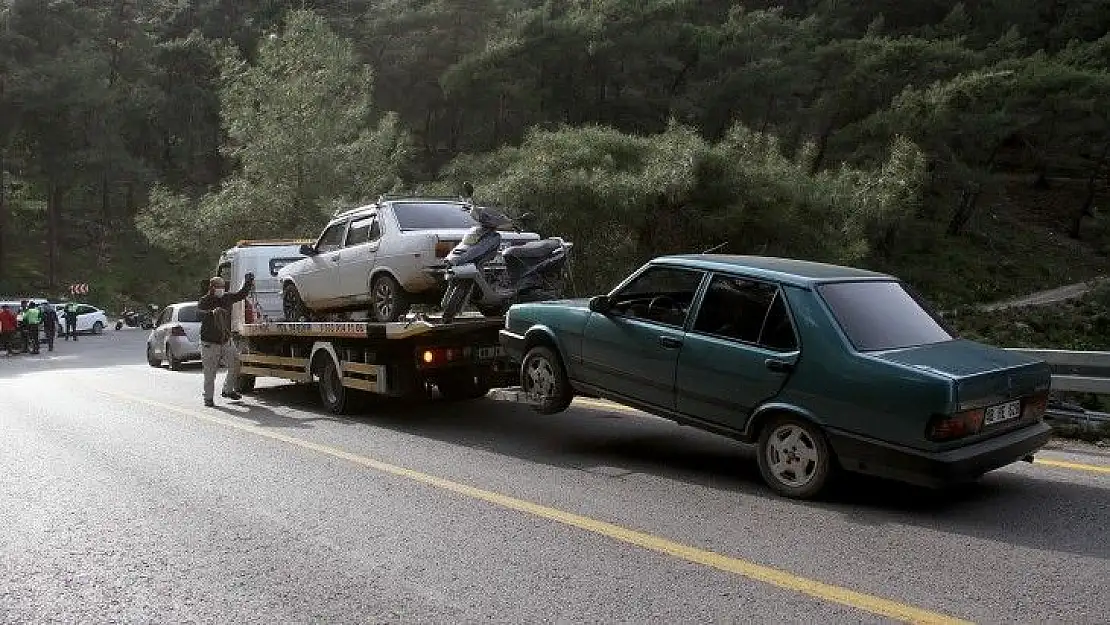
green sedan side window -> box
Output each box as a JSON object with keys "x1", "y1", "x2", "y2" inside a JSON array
[
  {"x1": 693, "y1": 275, "x2": 798, "y2": 351},
  {"x1": 610, "y1": 266, "x2": 704, "y2": 327}
]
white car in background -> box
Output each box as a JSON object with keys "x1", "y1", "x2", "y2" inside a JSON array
[
  {"x1": 146, "y1": 302, "x2": 203, "y2": 370},
  {"x1": 278, "y1": 196, "x2": 540, "y2": 322},
  {"x1": 60, "y1": 302, "x2": 108, "y2": 335}
]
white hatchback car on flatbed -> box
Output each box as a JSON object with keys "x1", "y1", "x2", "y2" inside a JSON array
[{"x1": 278, "y1": 196, "x2": 540, "y2": 322}]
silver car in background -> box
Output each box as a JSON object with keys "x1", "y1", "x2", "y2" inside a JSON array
[{"x1": 145, "y1": 302, "x2": 202, "y2": 370}]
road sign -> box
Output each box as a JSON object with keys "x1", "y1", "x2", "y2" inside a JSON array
[{"x1": 69, "y1": 283, "x2": 89, "y2": 295}]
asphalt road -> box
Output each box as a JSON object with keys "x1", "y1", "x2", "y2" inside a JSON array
[{"x1": 2, "y1": 331, "x2": 1108, "y2": 624}]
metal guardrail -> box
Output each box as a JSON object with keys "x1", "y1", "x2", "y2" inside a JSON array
[
  {"x1": 1007, "y1": 348, "x2": 1110, "y2": 430},
  {"x1": 1007, "y1": 349, "x2": 1110, "y2": 394}
]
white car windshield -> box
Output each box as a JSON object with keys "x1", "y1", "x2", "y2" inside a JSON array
[{"x1": 392, "y1": 202, "x2": 478, "y2": 230}]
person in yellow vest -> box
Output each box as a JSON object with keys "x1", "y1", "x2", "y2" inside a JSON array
[
  {"x1": 22, "y1": 302, "x2": 42, "y2": 355},
  {"x1": 63, "y1": 300, "x2": 79, "y2": 340}
]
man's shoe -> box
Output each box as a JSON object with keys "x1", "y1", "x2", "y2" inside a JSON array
[
  {"x1": 204, "y1": 398, "x2": 215, "y2": 407},
  {"x1": 222, "y1": 391, "x2": 242, "y2": 400}
]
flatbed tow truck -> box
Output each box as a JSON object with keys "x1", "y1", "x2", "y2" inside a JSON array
[{"x1": 232, "y1": 313, "x2": 519, "y2": 414}]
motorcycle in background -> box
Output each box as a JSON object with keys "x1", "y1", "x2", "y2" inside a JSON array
[
  {"x1": 439, "y1": 191, "x2": 573, "y2": 323},
  {"x1": 115, "y1": 305, "x2": 156, "y2": 331}
]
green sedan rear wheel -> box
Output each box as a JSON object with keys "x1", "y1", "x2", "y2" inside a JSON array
[
  {"x1": 757, "y1": 415, "x2": 834, "y2": 499},
  {"x1": 521, "y1": 345, "x2": 573, "y2": 415}
]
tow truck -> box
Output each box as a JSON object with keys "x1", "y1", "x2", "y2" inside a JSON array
[{"x1": 233, "y1": 312, "x2": 516, "y2": 414}]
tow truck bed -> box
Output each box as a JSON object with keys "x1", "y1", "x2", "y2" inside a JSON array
[{"x1": 234, "y1": 315, "x2": 515, "y2": 413}]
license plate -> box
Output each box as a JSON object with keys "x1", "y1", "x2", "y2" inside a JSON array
[
  {"x1": 477, "y1": 345, "x2": 504, "y2": 360},
  {"x1": 984, "y1": 399, "x2": 1022, "y2": 425}
]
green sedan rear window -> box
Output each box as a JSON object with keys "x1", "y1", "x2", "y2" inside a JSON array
[{"x1": 818, "y1": 281, "x2": 954, "y2": 351}]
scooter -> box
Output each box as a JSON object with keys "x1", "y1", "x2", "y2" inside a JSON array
[
  {"x1": 439, "y1": 189, "x2": 573, "y2": 323},
  {"x1": 115, "y1": 306, "x2": 155, "y2": 331}
]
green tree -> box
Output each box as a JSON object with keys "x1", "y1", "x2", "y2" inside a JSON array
[
  {"x1": 139, "y1": 9, "x2": 410, "y2": 255},
  {"x1": 444, "y1": 121, "x2": 924, "y2": 293}
]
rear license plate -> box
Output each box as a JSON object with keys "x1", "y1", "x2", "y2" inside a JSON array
[
  {"x1": 984, "y1": 399, "x2": 1022, "y2": 425},
  {"x1": 477, "y1": 345, "x2": 504, "y2": 360}
]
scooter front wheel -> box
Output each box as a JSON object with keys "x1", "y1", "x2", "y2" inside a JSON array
[{"x1": 441, "y1": 283, "x2": 471, "y2": 323}]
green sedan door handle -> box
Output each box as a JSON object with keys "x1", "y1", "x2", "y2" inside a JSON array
[
  {"x1": 658, "y1": 336, "x2": 683, "y2": 349},
  {"x1": 765, "y1": 358, "x2": 794, "y2": 373}
]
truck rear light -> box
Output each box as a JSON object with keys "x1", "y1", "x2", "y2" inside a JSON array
[
  {"x1": 170, "y1": 326, "x2": 187, "y2": 337},
  {"x1": 244, "y1": 303, "x2": 255, "y2": 324},
  {"x1": 418, "y1": 346, "x2": 465, "y2": 368},
  {"x1": 926, "y1": 408, "x2": 984, "y2": 442},
  {"x1": 435, "y1": 240, "x2": 458, "y2": 258}
]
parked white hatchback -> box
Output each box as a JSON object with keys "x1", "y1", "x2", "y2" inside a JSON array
[
  {"x1": 278, "y1": 196, "x2": 540, "y2": 322},
  {"x1": 146, "y1": 302, "x2": 203, "y2": 370}
]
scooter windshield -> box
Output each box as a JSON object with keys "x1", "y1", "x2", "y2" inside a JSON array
[
  {"x1": 471, "y1": 206, "x2": 512, "y2": 230},
  {"x1": 462, "y1": 226, "x2": 486, "y2": 245}
]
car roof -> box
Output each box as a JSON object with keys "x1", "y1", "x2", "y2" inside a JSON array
[
  {"x1": 331, "y1": 197, "x2": 470, "y2": 222},
  {"x1": 652, "y1": 254, "x2": 893, "y2": 287}
]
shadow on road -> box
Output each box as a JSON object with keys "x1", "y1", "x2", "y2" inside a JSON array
[
  {"x1": 9, "y1": 330, "x2": 1106, "y2": 562},
  {"x1": 245, "y1": 382, "x2": 1110, "y2": 561}
]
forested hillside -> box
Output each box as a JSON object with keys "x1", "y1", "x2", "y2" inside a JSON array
[{"x1": 1, "y1": 0, "x2": 1108, "y2": 314}]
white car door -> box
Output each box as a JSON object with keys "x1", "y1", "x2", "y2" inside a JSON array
[
  {"x1": 76, "y1": 305, "x2": 98, "y2": 332},
  {"x1": 299, "y1": 221, "x2": 347, "y2": 303},
  {"x1": 338, "y1": 214, "x2": 381, "y2": 302}
]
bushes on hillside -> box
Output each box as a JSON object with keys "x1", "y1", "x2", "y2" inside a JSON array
[{"x1": 444, "y1": 121, "x2": 925, "y2": 294}]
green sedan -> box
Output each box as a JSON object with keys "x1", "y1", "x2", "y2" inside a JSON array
[{"x1": 499, "y1": 255, "x2": 1052, "y2": 499}]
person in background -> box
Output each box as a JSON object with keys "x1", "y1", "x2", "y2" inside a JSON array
[
  {"x1": 17, "y1": 300, "x2": 28, "y2": 352},
  {"x1": 22, "y1": 302, "x2": 42, "y2": 355},
  {"x1": 0, "y1": 304, "x2": 16, "y2": 356},
  {"x1": 197, "y1": 273, "x2": 254, "y2": 407},
  {"x1": 63, "y1": 300, "x2": 79, "y2": 340},
  {"x1": 41, "y1": 302, "x2": 58, "y2": 352}
]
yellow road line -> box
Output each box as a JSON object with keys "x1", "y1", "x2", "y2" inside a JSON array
[
  {"x1": 96, "y1": 387, "x2": 969, "y2": 625},
  {"x1": 1033, "y1": 458, "x2": 1110, "y2": 475}
]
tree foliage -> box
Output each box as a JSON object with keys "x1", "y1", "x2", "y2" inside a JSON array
[
  {"x1": 1, "y1": 0, "x2": 1108, "y2": 308},
  {"x1": 137, "y1": 10, "x2": 410, "y2": 256},
  {"x1": 445, "y1": 121, "x2": 924, "y2": 292}
]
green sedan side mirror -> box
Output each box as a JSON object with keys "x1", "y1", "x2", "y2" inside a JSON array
[{"x1": 588, "y1": 295, "x2": 611, "y2": 314}]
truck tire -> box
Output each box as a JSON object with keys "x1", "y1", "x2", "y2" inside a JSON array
[
  {"x1": 370, "y1": 274, "x2": 410, "y2": 322},
  {"x1": 437, "y1": 371, "x2": 491, "y2": 401},
  {"x1": 521, "y1": 345, "x2": 573, "y2": 414},
  {"x1": 237, "y1": 374, "x2": 256, "y2": 394},
  {"x1": 316, "y1": 357, "x2": 354, "y2": 414}
]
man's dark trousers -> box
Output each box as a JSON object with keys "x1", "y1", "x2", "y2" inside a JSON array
[{"x1": 25, "y1": 324, "x2": 40, "y2": 354}]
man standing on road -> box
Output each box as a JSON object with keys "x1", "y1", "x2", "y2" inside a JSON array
[
  {"x1": 63, "y1": 300, "x2": 79, "y2": 340},
  {"x1": 0, "y1": 305, "x2": 16, "y2": 355},
  {"x1": 41, "y1": 302, "x2": 58, "y2": 352},
  {"x1": 198, "y1": 273, "x2": 254, "y2": 407},
  {"x1": 22, "y1": 302, "x2": 42, "y2": 355}
]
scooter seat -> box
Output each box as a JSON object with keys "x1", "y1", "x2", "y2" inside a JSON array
[{"x1": 502, "y1": 238, "x2": 562, "y2": 258}]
